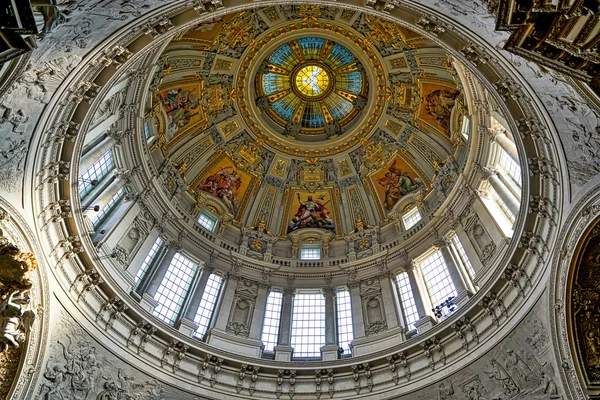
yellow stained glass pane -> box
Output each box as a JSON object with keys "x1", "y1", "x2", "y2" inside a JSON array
[{"x1": 295, "y1": 65, "x2": 330, "y2": 97}]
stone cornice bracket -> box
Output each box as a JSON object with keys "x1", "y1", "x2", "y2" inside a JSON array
[
  {"x1": 363, "y1": 0, "x2": 398, "y2": 11},
  {"x1": 460, "y1": 43, "x2": 490, "y2": 66},
  {"x1": 186, "y1": 0, "x2": 223, "y2": 13},
  {"x1": 133, "y1": 17, "x2": 174, "y2": 37},
  {"x1": 43, "y1": 121, "x2": 80, "y2": 148},
  {"x1": 416, "y1": 16, "x2": 447, "y2": 36},
  {"x1": 93, "y1": 45, "x2": 133, "y2": 69}
]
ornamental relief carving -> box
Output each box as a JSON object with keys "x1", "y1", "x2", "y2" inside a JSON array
[
  {"x1": 570, "y1": 218, "x2": 600, "y2": 385},
  {"x1": 0, "y1": 233, "x2": 38, "y2": 399}
]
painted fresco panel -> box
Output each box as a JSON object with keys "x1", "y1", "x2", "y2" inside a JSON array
[
  {"x1": 285, "y1": 188, "x2": 337, "y2": 234},
  {"x1": 158, "y1": 83, "x2": 207, "y2": 142},
  {"x1": 417, "y1": 81, "x2": 460, "y2": 135},
  {"x1": 370, "y1": 155, "x2": 422, "y2": 210},
  {"x1": 194, "y1": 154, "x2": 253, "y2": 216}
]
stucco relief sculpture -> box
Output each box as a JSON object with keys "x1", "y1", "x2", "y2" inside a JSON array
[
  {"x1": 240, "y1": 220, "x2": 278, "y2": 261},
  {"x1": 345, "y1": 218, "x2": 380, "y2": 260},
  {"x1": 0, "y1": 233, "x2": 38, "y2": 397}
]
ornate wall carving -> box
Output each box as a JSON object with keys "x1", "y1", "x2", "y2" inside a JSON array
[
  {"x1": 570, "y1": 218, "x2": 600, "y2": 386},
  {"x1": 226, "y1": 279, "x2": 259, "y2": 338}
]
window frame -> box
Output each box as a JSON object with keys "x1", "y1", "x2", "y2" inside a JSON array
[
  {"x1": 79, "y1": 150, "x2": 115, "y2": 199},
  {"x1": 300, "y1": 245, "x2": 321, "y2": 260},
  {"x1": 153, "y1": 253, "x2": 198, "y2": 325},
  {"x1": 402, "y1": 207, "x2": 422, "y2": 230},
  {"x1": 197, "y1": 211, "x2": 219, "y2": 232},
  {"x1": 193, "y1": 273, "x2": 224, "y2": 340},
  {"x1": 335, "y1": 287, "x2": 354, "y2": 357},
  {"x1": 290, "y1": 290, "x2": 326, "y2": 359},
  {"x1": 261, "y1": 290, "x2": 284, "y2": 353}
]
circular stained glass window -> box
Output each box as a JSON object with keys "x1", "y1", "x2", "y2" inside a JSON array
[
  {"x1": 294, "y1": 65, "x2": 331, "y2": 97},
  {"x1": 256, "y1": 37, "x2": 368, "y2": 136}
]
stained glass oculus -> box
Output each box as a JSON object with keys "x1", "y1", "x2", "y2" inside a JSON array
[{"x1": 257, "y1": 37, "x2": 367, "y2": 135}]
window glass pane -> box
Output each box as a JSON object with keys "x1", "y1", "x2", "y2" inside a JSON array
[
  {"x1": 488, "y1": 184, "x2": 515, "y2": 222},
  {"x1": 79, "y1": 150, "x2": 114, "y2": 198},
  {"x1": 197, "y1": 212, "x2": 217, "y2": 232},
  {"x1": 153, "y1": 253, "x2": 197, "y2": 325},
  {"x1": 450, "y1": 234, "x2": 476, "y2": 280},
  {"x1": 261, "y1": 291, "x2": 283, "y2": 352},
  {"x1": 395, "y1": 273, "x2": 419, "y2": 330},
  {"x1": 419, "y1": 250, "x2": 457, "y2": 307},
  {"x1": 336, "y1": 289, "x2": 353, "y2": 355},
  {"x1": 402, "y1": 207, "x2": 422, "y2": 229},
  {"x1": 134, "y1": 237, "x2": 163, "y2": 285},
  {"x1": 90, "y1": 187, "x2": 126, "y2": 227},
  {"x1": 300, "y1": 247, "x2": 321, "y2": 260},
  {"x1": 194, "y1": 274, "x2": 223, "y2": 339},
  {"x1": 498, "y1": 149, "x2": 521, "y2": 186},
  {"x1": 291, "y1": 292, "x2": 325, "y2": 357}
]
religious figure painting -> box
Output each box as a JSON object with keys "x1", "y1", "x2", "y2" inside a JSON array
[
  {"x1": 370, "y1": 156, "x2": 422, "y2": 210},
  {"x1": 194, "y1": 155, "x2": 253, "y2": 216},
  {"x1": 158, "y1": 83, "x2": 206, "y2": 142},
  {"x1": 285, "y1": 189, "x2": 337, "y2": 234},
  {"x1": 417, "y1": 81, "x2": 460, "y2": 134}
]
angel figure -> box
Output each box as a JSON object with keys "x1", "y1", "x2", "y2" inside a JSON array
[{"x1": 0, "y1": 290, "x2": 35, "y2": 351}]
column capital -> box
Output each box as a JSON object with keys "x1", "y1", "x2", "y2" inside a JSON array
[
  {"x1": 322, "y1": 286, "x2": 336, "y2": 297},
  {"x1": 283, "y1": 286, "x2": 295, "y2": 297}
]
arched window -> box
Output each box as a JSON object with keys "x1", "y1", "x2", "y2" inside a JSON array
[
  {"x1": 153, "y1": 253, "x2": 198, "y2": 325},
  {"x1": 193, "y1": 274, "x2": 224, "y2": 339},
  {"x1": 291, "y1": 291, "x2": 325, "y2": 358},
  {"x1": 336, "y1": 288, "x2": 353, "y2": 356},
  {"x1": 261, "y1": 291, "x2": 283, "y2": 352}
]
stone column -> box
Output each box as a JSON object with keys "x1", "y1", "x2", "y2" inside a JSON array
[
  {"x1": 349, "y1": 283, "x2": 365, "y2": 338},
  {"x1": 379, "y1": 274, "x2": 400, "y2": 330},
  {"x1": 406, "y1": 264, "x2": 436, "y2": 334},
  {"x1": 491, "y1": 129, "x2": 518, "y2": 163},
  {"x1": 212, "y1": 275, "x2": 238, "y2": 331},
  {"x1": 437, "y1": 241, "x2": 472, "y2": 308},
  {"x1": 248, "y1": 284, "x2": 270, "y2": 340},
  {"x1": 487, "y1": 172, "x2": 519, "y2": 218},
  {"x1": 175, "y1": 264, "x2": 213, "y2": 336},
  {"x1": 274, "y1": 287, "x2": 295, "y2": 361},
  {"x1": 453, "y1": 225, "x2": 483, "y2": 277},
  {"x1": 139, "y1": 245, "x2": 178, "y2": 313},
  {"x1": 321, "y1": 287, "x2": 339, "y2": 361}
]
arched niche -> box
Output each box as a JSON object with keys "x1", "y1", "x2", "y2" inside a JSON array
[{"x1": 568, "y1": 215, "x2": 600, "y2": 394}]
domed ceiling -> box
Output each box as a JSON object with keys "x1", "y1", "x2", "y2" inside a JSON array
[{"x1": 148, "y1": 5, "x2": 468, "y2": 241}]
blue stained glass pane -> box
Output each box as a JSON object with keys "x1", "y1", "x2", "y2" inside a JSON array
[
  {"x1": 335, "y1": 71, "x2": 363, "y2": 94},
  {"x1": 269, "y1": 44, "x2": 298, "y2": 70},
  {"x1": 272, "y1": 94, "x2": 301, "y2": 121},
  {"x1": 301, "y1": 102, "x2": 325, "y2": 128},
  {"x1": 323, "y1": 93, "x2": 353, "y2": 120},
  {"x1": 262, "y1": 73, "x2": 290, "y2": 95},
  {"x1": 298, "y1": 37, "x2": 325, "y2": 60},
  {"x1": 326, "y1": 43, "x2": 355, "y2": 68}
]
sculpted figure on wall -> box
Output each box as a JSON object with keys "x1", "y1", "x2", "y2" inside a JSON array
[{"x1": 0, "y1": 229, "x2": 38, "y2": 398}]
